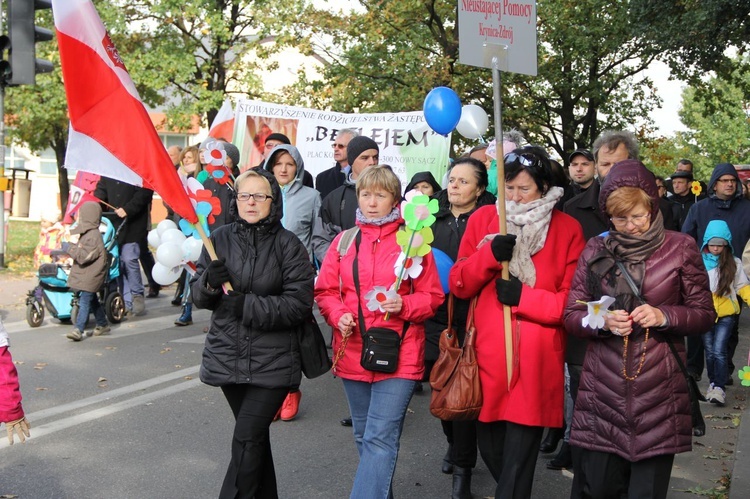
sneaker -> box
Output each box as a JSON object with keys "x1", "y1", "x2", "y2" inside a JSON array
[
  {"x1": 280, "y1": 391, "x2": 302, "y2": 421},
  {"x1": 94, "y1": 325, "x2": 111, "y2": 336},
  {"x1": 132, "y1": 294, "x2": 146, "y2": 316},
  {"x1": 708, "y1": 386, "x2": 726, "y2": 405},
  {"x1": 66, "y1": 328, "x2": 83, "y2": 341}
]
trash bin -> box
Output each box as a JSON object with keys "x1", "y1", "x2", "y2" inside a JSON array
[{"x1": 12, "y1": 178, "x2": 31, "y2": 217}]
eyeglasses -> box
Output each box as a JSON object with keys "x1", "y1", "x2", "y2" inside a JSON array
[
  {"x1": 504, "y1": 152, "x2": 543, "y2": 170},
  {"x1": 236, "y1": 192, "x2": 273, "y2": 202},
  {"x1": 610, "y1": 213, "x2": 650, "y2": 227},
  {"x1": 332, "y1": 143, "x2": 346, "y2": 149},
  {"x1": 716, "y1": 178, "x2": 737, "y2": 184}
]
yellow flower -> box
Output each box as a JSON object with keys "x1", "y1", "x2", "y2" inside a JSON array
[{"x1": 691, "y1": 181, "x2": 702, "y2": 196}]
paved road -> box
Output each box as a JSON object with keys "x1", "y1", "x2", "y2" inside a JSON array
[{"x1": 0, "y1": 279, "x2": 746, "y2": 498}]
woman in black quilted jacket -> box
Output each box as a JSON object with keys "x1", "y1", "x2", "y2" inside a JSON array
[{"x1": 191, "y1": 167, "x2": 315, "y2": 499}]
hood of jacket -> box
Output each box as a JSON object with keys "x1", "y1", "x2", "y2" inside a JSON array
[
  {"x1": 71, "y1": 201, "x2": 101, "y2": 235},
  {"x1": 701, "y1": 219, "x2": 733, "y2": 253},
  {"x1": 599, "y1": 159, "x2": 659, "y2": 219},
  {"x1": 708, "y1": 163, "x2": 741, "y2": 200},
  {"x1": 405, "y1": 171, "x2": 441, "y2": 195},
  {"x1": 264, "y1": 145, "x2": 306, "y2": 187},
  {"x1": 229, "y1": 167, "x2": 284, "y2": 227}
]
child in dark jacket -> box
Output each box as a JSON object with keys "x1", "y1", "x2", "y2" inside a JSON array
[
  {"x1": 1, "y1": 318, "x2": 30, "y2": 444},
  {"x1": 63, "y1": 202, "x2": 110, "y2": 341}
]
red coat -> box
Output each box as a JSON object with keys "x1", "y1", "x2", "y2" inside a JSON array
[
  {"x1": 0, "y1": 345, "x2": 24, "y2": 423},
  {"x1": 450, "y1": 207, "x2": 585, "y2": 427},
  {"x1": 315, "y1": 219, "x2": 444, "y2": 382}
]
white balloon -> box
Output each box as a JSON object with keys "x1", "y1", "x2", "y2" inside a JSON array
[
  {"x1": 147, "y1": 229, "x2": 161, "y2": 248},
  {"x1": 182, "y1": 237, "x2": 204, "y2": 262},
  {"x1": 160, "y1": 228, "x2": 187, "y2": 245},
  {"x1": 152, "y1": 262, "x2": 182, "y2": 286},
  {"x1": 156, "y1": 219, "x2": 178, "y2": 236},
  {"x1": 156, "y1": 242, "x2": 184, "y2": 268},
  {"x1": 456, "y1": 105, "x2": 489, "y2": 140}
]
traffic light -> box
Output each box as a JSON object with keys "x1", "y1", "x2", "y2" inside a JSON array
[{"x1": 6, "y1": 0, "x2": 54, "y2": 86}]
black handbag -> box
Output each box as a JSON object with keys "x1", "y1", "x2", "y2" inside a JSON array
[
  {"x1": 352, "y1": 232, "x2": 407, "y2": 374},
  {"x1": 615, "y1": 260, "x2": 707, "y2": 436},
  {"x1": 296, "y1": 313, "x2": 332, "y2": 379}
]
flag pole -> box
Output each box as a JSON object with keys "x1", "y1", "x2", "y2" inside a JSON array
[
  {"x1": 195, "y1": 221, "x2": 233, "y2": 292},
  {"x1": 492, "y1": 59, "x2": 513, "y2": 390}
]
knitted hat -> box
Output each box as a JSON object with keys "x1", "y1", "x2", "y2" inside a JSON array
[
  {"x1": 265, "y1": 133, "x2": 291, "y2": 145},
  {"x1": 707, "y1": 237, "x2": 728, "y2": 246},
  {"x1": 347, "y1": 136, "x2": 379, "y2": 166},
  {"x1": 222, "y1": 142, "x2": 240, "y2": 167}
]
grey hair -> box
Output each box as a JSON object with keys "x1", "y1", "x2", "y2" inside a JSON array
[
  {"x1": 592, "y1": 130, "x2": 639, "y2": 163},
  {"x1": 338, "y1": 128, "x2": 360, "y2": 139},
  {"x1": 503, "y1": 129, "x2": 525, "y2": 148}
]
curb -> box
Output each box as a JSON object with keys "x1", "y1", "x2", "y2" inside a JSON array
[{"x1": 730, "y1": 400, "x2": 750, "y2": 498}]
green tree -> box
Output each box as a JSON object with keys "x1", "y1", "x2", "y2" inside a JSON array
[
  {"x1": 273, "y1": 0, "x2": 664, "y2": 161},
  {"x1": 677, "y1": 58, "x2": 750, "y2": 178}
]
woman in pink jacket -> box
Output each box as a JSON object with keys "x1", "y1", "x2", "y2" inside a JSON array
[
  {"x1": 449, "y1": 147, "x2": 585, "y2": 499},
  {"x1": 1, "y1": 319, "x2": 30, "y2": 445},
  {"x1": 315, "y1": 165, "x2": 443, "y2": 499}
]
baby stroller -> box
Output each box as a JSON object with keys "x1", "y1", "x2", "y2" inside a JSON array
[{"x1": 25, "y1": 216, "x2": 127, "y2": 327}]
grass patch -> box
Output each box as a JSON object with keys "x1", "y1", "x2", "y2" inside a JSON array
[{"x1": 2, "y1": 220, "x2": 40, "y2": 277}]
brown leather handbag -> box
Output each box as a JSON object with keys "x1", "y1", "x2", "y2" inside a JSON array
[{"x1": 429, "y1": 295, "x2": 482, "y2": 421}]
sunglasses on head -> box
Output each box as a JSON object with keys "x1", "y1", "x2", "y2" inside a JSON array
[{"x1": 504, "y1": 152, "x2": 544, "y2": 170}]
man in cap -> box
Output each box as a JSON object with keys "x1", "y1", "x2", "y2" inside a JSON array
[
  {"x1": 666, "y1": 159, "x2": 707, "y2": 199},
  {"x1": 668, "y1": 170, "x2": 696, "y2": 230},
  {"x1": 557, "y1": 149, "x2": 596, "y2": 209}
]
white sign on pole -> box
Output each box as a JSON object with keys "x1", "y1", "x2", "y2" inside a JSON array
[{"x1": 457, "y1": 0, "x2": 537, "y2": 75}]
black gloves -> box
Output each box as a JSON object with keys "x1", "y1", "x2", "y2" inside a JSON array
[
  {"x1": 205, "y1": 259, "x2": 230, "y2": 289},
  {"x1": 496, "y1": 276, "x2": 522, "y2": 307},
  {"x1": 223, "y1": 291, "x2": 245, "y2": 317},
  {"x1": 491, "y1": 234, "x2": 517, "y2": 262}
]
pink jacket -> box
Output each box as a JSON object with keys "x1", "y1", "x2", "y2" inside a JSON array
[
  {"x1": 450, "y1": 207, "x2": 585, "y2": 427},
  {"x1": 315, "y1": 219, "x2": 444, "y2": 382},
  {"x1": 1, "y1": 345, "x2": 24, "y2": 423}
]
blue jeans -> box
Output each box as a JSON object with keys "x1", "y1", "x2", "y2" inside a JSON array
[
  {"x1": 119, "y1": 242, "x2": 143, "y2": 308},
  {"x1": 76, "y1": 291, "x2": 107, "y2": 331},
  {"x1": 342, "y1": 378, "x2": 416, "y2": 499},
  {"x1": 703, "y1": 315, "x2": 736, "y2": 389}
]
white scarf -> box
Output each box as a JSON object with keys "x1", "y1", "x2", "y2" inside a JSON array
[{"x1": 500, "y1": 186, "x2": 563, "y2": 286}]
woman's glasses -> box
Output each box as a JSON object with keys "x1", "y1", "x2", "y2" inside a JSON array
[
  {"x1": 610, "y1": 213, "x2": 650, "y2": 227},
  {"x1": 236, "y1": 192, "x2": 273, "y2": 202}
]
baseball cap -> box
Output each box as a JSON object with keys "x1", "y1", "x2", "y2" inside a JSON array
[{"x1": 569, "y1": 149, "x2": 594, "y2": 163}]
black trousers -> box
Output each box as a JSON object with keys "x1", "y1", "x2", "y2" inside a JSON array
[
  {"x1": 570, "y1": 447, "x2": 674, "y2": 499},
  {"x1": 441, "y1": 419, "x2": 478, "y2": 469},
  {"x1": 477, "y1": 421, "x2": 544, "y2": 499},
  {"x1": 219, "y1": 384, "x2": 288, "y2": 499},
  {"x1": 728, "y1": 308, "x2": 742, "y2": 376},
  {"x1": 686, "y1": 335, "x2": 704, "y2": 377}
]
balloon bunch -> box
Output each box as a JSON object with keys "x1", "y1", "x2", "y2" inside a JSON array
[
  {"x1": 148, "y1": 219, "x2": 204, "y2": 286},
  {"x1": 423, "y1": 87, "x2": 490, "y2": 139}
]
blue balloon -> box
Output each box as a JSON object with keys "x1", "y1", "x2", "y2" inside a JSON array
[
  {"x1": 431, "y1": 248, "x2": 454, "y2": 294},
  {"x1": 423, "y1": 87, "x2": 462, "y2": 135}
]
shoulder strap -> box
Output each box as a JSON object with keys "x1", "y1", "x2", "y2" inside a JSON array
[{"x1": 337, "y1": 227, "x2": 360, "y2": 259}]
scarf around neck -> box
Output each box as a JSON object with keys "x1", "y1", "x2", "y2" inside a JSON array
[
  {"x1": 587, "y1": 210, "x2": 666, "y2": 310},
  {"x1": 501, "y1": 186, "x2": 563, "y2": 286},
  {"x1": 356, "y1": 207, "x2": 401, "y2": 226}
]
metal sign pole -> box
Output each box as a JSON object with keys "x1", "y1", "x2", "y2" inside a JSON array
[{"x1": 0, "y1": 0, "x2": 6, "y2": 269}]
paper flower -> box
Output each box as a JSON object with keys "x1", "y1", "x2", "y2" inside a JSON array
[
  {"x1": 691, "y1": 181, "x2": 702, "y2": 196},
  {"x1": 202, "y1": 141, "x2": 227, "y2": 167},
  {"x1": 202, "y1": 164, "x2": 234, "y2": 185},
  {"x1": 396, "y1": 226, "x2": 434, "y2": 257},
  {"x1": 739, "y1": 366, "x2": 750, "y2": 386},
  {"x1": 581, "y1": 295, "x2": 616, "y2": 329},
  {"x1": 365, "y1": 286, "x2": 399, "y2": 312},
  {"x1": 401, "y1": 192, "x2": 439, "y2": 231},
  {"x1": 394, "y1": 253, "x2": 423, "y2": 280}
]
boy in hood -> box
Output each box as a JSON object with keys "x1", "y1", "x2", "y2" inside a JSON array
[{"x1": 62, "y1": 202, "x2": 110, "y2": 341}]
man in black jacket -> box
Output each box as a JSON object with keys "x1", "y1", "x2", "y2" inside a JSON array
[
  {"x1": 315, "y1": 128, "x2": 358, "y2": 200},
  {"x1": 94, "y1": 176, "x2": 153, "y2": 316},
  {"x1": 668, "y1": 170, "x2": 696, "y2": 230}
]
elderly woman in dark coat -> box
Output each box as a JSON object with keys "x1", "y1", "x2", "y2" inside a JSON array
[
  {"x1": 191, "y1": 168, "x2": 315, "y2": 499},
  {"x1": 564, "y1": 159, "x2": 715, "y2": 499}
]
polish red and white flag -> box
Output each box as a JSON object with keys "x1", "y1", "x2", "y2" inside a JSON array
[
  {"x1": 52, "y1": 0, "x2": 198, "y2": 224},
  {"x1": 208, "y1": 100, "x2": 235, "y2": 142}
]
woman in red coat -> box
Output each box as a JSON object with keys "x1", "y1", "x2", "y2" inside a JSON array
[
  {"x1": 564, "y1": 160, "x2": 715, "y2": 498},
  {"x1": 449, "y1": 146, "x2": 585, "y2": 499},
  {"x1": 315, "y1": 165, "x2": 444, "y2": 499}
]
